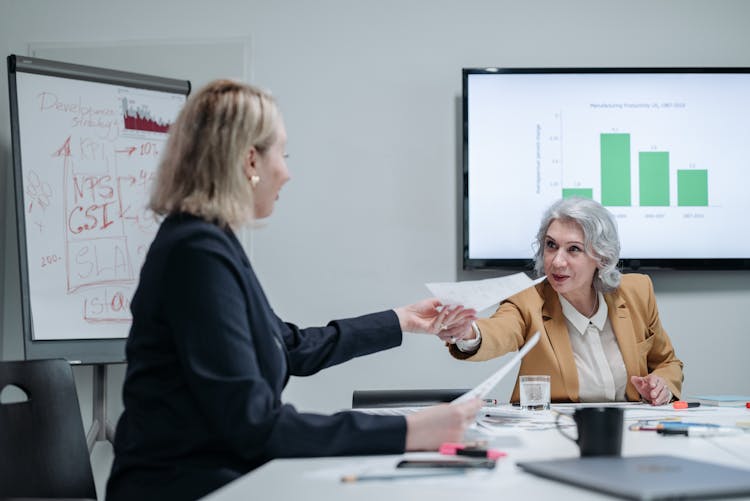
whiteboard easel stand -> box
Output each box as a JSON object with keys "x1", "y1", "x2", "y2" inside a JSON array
[{"x1": 85, "y1": 364, "x2": 115, "y2": 453}]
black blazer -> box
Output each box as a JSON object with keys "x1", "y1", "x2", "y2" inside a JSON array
[{"x1": 106, "y1": 214, "x2": 406, "y2": 500}]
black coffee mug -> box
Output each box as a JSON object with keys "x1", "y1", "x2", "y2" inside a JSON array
[{"x1": 555, "y1": 407, "x2": 624, "y2": 457}]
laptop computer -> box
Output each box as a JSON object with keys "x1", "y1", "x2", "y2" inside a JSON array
[{"x1": 517, "y1": 455, "x2": 750, "y2": 500}]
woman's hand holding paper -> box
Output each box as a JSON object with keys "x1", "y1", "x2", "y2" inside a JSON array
[{"x1": 394, "y1": 299, "x2": 476, "y2": 342}]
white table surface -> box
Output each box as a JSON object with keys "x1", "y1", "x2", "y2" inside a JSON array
[{"x1": 202, "y1": 405, "x2": 750, "y2": 501}]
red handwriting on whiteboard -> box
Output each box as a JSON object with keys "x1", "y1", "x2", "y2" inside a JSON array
[
  {"x1": 67, "y1": 203, "x2": 116, "y2": 234},
  {"x1": 67, "y1": 237, "x2": 133, "y2": 292},
  {"x1": 139, "y1": 142, "x2": 159, "y2": 156},
  {"x1": 115, "y1": 146, "x2": 137, "y2": 156},
  {"x1": 83, "y1": 287, "x2": 132, "y2": 323},
  {"x1": 79, "y1": 137, "x2": 109, "y2": 161},
  {"x1": 40, "y1": 254, "x2": 63, "y2": 268},
  {"x1": 37, "y1": 92, "x2": 119, "y2": 139},
  {"x1": 115, "y1": 142, "x2": 159, "y2": 157},
  {"x1": 53, "y1": 136, "x2": 72, "y2": 157},
  {"x1": 73, "y1": 240, "x2": 130, "y2": 281},
  {"x1": 67, "y1": 174, "x2": 116, "y2": 234},
  {"x1": 116, "y1": 169, "x2": 158, "y2": 232},
  {"x1": 72, "y1": 173, "x2": 114, "y2": 203},
  {"x1": 25, "y1": 170, "x2": 53, "y2": 214}
]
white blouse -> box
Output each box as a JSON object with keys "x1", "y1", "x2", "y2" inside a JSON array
[{"x1": 559, "y1": 292, "x2": 627, "y2": 402}]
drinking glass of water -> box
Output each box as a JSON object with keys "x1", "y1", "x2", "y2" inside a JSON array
[{"x1": 519, "y1": 375, "x2": 550, "y2": 410}]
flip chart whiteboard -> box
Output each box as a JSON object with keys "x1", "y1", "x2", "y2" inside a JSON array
[{"x1": 8, "y1": 55, "x2": 190, "y2": 362}]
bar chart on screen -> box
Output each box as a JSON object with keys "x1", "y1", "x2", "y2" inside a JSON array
[
  {"x1": 465, "y1": 70, "x2": 750, "y2": 264},
  {"x1": 537, "y1": 108, "x2": 719, "y2": 211}
]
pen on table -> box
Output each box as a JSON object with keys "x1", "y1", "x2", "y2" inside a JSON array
[
  {"x1": 672, "y1": 401, "x2": 700, "y2": 409},
  {"x1": 657, "y1": 421, "x2": 721, "y2": 430},
  {"x1": 629, "y1": 423, "x2": 659, "y2": 431},
  {"x1": 483, "y1": 398, "x2": 499, "y2": 406},
  {"x1": 658, "y1": 426, "x2": 744, "y2": 437},
  {"x1": 630, "y1": 420, "x2": 720, "y2": 432},
  {"x1": 341, "y1": 470, "x2": 467, "y2": 483}
]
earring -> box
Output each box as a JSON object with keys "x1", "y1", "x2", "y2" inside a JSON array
[{"x1": 250, "y1": 175, "x2": 260, "y2": 188}]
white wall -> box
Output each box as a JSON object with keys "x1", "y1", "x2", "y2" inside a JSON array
[{"x1": 2, "y1": 0, "x2": 750, "y2": 492}]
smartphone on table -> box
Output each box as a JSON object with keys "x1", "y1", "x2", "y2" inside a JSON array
[{"x1": 396, "y1": 459, "x2": 496, "y2": 470}]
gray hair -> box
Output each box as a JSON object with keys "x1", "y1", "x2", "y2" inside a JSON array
[{"x1": 532, "y1": 198, "x2": 621, "y2": 292}]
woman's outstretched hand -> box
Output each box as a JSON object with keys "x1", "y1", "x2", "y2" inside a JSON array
[{"x1": 394, "y1": 298, "x2": 476, "y2": 342}]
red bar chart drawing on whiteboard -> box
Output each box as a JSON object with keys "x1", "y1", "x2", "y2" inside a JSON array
[{"x1": 121, "y1": 98, "x2": 170, "y2": 133}]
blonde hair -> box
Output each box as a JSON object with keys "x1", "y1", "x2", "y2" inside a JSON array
[{"x1": 150, "y1": 79, "x2": 281, "y2": 227}]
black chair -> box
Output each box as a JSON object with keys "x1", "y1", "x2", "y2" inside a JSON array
[
  {"x1": 0, "y1": 359, "x2": 97, "y2": 500},
  {"x1": 352, "y1": 389, "x2": 471, "y2": 408}
]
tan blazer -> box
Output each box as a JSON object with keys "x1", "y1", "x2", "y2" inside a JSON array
[{"x1": 450, "y1": 273, "x2": 683, "y2": 403}]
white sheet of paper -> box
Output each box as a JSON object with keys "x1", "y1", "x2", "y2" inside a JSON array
[
  {"x1": 425, "y1": 273, "x2": 545, "y2": 312},
  {"x1": 452, "y1": 331, "x2": 541, "y2": 404}
]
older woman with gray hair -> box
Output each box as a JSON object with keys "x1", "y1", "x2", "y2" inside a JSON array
[{"x1": 446, "y1": 197, "x2": 683, "y2": 405}]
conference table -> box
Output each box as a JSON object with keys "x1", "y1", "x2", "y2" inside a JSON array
[{"x1": 203, "y1": 404, "x2": 750, "y2": 500}]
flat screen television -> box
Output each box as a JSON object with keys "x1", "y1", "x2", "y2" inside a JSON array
[{"x1": 463, "y1": 67, "x2": 750, "y2": 271}]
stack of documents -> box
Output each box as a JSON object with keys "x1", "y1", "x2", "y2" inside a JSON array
[{"x1": 686, "y1": 395, "x2": 750, "y2": 407}]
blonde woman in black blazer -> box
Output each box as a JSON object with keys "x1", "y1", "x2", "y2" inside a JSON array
[{"x1": 106, "y1": 80, "x2": 480, "y2": 501}]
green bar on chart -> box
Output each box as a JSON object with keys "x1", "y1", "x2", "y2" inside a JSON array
[
  {"x1": 562, "y1": 188, "x2": 593, "y2": 199},
  {"x1": 639, "y1": 151, "x2": 670, "y2": 206},
  {"x1": 601, "y1": 133, "x2": 631, "y2": 206},
  {"x1": 677, "y1": 170, "x2": 708, "y2": 206}
]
